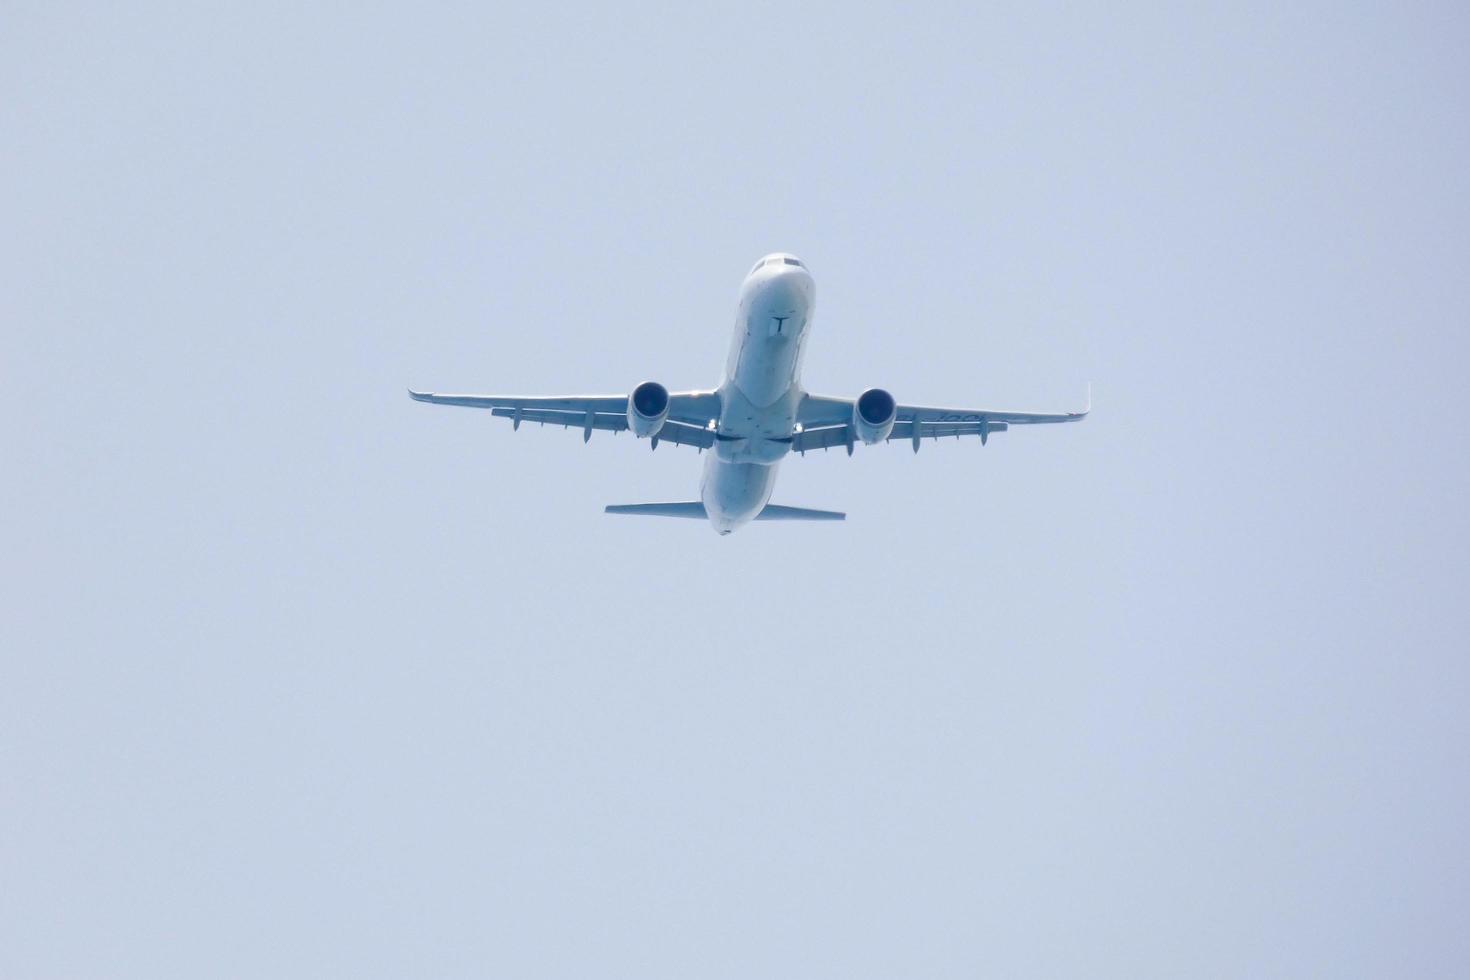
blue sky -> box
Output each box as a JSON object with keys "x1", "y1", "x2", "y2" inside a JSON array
[{"x1": 4, "y1": 3, "x2": 1468, "y2": 976}]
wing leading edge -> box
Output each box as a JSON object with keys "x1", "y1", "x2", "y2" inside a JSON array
[{"x1": 408, "y1": 388, "x2": 721, "y2": 449}]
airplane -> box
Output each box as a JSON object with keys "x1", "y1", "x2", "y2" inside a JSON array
[{"x1": 410, "y1": 253, "x2": 1088, "y2": 535}]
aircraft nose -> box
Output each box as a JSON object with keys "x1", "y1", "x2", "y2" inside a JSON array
[
  {"x1": 768, "y1": 264, "x2": 803, "y2": 289},
  {"x1": 741, "y1": 254, "x2": 814, "y2": 314},
  {"x1": 764, "y1": 260, "x2": 814, "y2": 300}
]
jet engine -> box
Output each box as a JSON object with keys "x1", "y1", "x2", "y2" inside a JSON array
[
  {"x1": 628, "y1": 381, "x2": 670, "y2": 438},
  {"x1": 852, "y1": 387, "x2": 897, "y2": 444}
]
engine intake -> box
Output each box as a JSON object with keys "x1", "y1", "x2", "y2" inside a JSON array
[
  {"x1": 853, "y1": 387, "x2": 897, "y2": 444},
  {"x1": 628, "y1": 381, "x2": 670, "y2": 437}
]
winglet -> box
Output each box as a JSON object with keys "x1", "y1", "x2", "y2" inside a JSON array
[
  {"x1": 1072, "y1": 383, "x2": 1091, "y2": 418},
  {"x1": 408, "y1": 388, "x2": 433, "y2": 402}
]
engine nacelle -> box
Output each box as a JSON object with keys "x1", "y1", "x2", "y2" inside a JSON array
[
  {"x1": 628, "y1": 381, "x2": 670, "y2": 438},
  {"x1": 852, "y1": 387, "x2": 897, "y2": 444}
]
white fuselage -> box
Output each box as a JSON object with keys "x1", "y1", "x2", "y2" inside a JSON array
[{"x1": 700, "y1": 254, "x2": 816, "y2": 534}]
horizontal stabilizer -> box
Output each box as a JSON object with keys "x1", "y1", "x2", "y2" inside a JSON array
[
  {"x1": 754, "y1": 504, "x2": 845, "y2": 521},
  {"x1": 604, "y1": 502, "x2": 708, "y2": 518},
  {"x1": 604, "y1": 502, "x2": 845, "y2": 522}
]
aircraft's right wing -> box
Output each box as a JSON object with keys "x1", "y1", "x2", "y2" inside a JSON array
[
  {"x1": 793, "y1": 388, "x2": 1088, "y2": 454},
  {"x1": 408, "y1": 388, "x2": 722, "y2": 449}
]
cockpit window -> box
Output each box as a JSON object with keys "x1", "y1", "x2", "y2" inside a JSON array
[{"x1": 752, "y1": 255, "x2": 805, "y2": 273}]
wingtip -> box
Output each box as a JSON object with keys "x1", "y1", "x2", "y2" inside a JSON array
[{"x1": 407, "y1": 388, "x2": 431, "y2": 402}]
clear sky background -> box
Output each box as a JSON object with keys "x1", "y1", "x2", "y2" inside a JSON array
[{"x1": 4, "y1": 2, "x2": 1468, "y2": 977}]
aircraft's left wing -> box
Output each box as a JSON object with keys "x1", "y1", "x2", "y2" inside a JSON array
[
  {"x1": 793, "y1": 389, "x2": 1088, "y2": 454},
  {"x1": 408, "y1": 388, "x2": 721, "y2": 449}
]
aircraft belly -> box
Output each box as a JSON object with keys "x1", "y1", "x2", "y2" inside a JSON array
[
  {"x1": 715, "y1": 384, "x2": 797, "y2": 464},
  {"x1": 730, "y1": 272, "x2": 811, "y2": 408},
  {"x1": 734, "y1": 326, "x2": 803, "y2": 408},
  {"x1": 701, "y1": 456, "x2": 780, "y2": 533},
  {"x1": 702, "y1": 258, "x2": 814, "y2": 532}
]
